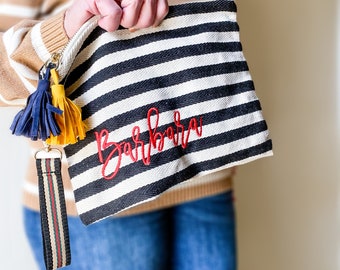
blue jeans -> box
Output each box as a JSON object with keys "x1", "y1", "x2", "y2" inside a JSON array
[{"x1": 24, "y1": 191, "x2": 236, "y2": 270}]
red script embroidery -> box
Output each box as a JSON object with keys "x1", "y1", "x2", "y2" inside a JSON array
[{"x1": 95, "y1": 107, "x2": 203, "y2": 180}]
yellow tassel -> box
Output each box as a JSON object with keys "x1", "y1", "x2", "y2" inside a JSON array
[{"x1": 46, "y1": 68, "x2": 86, "y2": 145}]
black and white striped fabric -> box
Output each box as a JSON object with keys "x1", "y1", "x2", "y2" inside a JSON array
[{"x1": 63, "y1": 0, "x2": 272, "y2": 225}]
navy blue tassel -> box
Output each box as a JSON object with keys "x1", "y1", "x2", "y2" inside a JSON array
[{"x1": 10, "y1": 67, "x2": 63, "y2": 141}]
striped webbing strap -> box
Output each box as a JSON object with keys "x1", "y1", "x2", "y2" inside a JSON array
[{"x1": 36, "y1": 157, "x2": 71, "y2": 269}]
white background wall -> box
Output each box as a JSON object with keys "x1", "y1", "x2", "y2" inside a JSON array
[
  {"x1": 0, "y1": 0, "x2": 340, "y2": 269},
  {"x1": 0, "y1": 108, "x2": 37, "y2": 269},
  {"x1": 235, "y1": 0, "x2": 340, "y2": 269}
]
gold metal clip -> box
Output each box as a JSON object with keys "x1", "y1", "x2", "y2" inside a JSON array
[{"x1": 34, "y1": 142, "x2": 62, "y2": 160}]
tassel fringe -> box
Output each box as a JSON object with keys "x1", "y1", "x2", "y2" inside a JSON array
[
  {"x1": 10, "y1": 67, "x2": 62, "y2": 141},
  {"x1": 45, "y1": 68, "x2": 86, "y2": 145}
]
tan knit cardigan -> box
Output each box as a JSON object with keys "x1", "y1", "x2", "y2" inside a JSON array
[{"x1": 0, "y1": 0, "x2": 233, "y2": 217}]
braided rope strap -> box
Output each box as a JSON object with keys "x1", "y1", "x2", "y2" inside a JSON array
[{"x1": 36, "y1": 156, "x2": 71, "y2": 269}]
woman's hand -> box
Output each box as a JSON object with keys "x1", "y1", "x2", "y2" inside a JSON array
[{"x1": 64, "y1": 0, "x2": 169, "y2": 38}]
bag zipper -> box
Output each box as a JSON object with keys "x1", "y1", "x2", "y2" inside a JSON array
[{"x1": 44, "y1": 16, "x2": 99, "y2": 80}]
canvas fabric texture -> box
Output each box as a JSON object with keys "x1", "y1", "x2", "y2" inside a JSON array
[{"x1": 59, "y1": 0, "x2": 273, "y2": 225}]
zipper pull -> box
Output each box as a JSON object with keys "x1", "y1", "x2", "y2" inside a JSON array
[
  {"x1": 45, "y1": 68, "x2": 86, "y2": 145},
  {"x1": 10, "y1": 65, "x2": 62, "y2": 141}
]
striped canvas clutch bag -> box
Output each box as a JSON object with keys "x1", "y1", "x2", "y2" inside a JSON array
[{"x1": 62, "y1": 0, "x2": 273, "y2": 225}]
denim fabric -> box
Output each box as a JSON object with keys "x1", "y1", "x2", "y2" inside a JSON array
[{"x1": 24, "y1": 191, "x2": 236, "y2": 270}]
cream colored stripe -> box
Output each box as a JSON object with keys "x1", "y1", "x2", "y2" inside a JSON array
[
  {"x1": 31, "y1": 22, "x2": 50, "y2": 65},
  {"x1": 0, "y1": 4, "x2": 39, "y2": 17},
  {"x1": 50, "y1": 160, "x2": 67, "y2": 266}
]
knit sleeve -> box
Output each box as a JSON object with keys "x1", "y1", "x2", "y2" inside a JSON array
[{"x1": 0, "y1": 10, "x2": 69, "y2": 106}]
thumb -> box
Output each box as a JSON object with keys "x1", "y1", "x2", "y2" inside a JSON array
[{"x1": 94, "y1": 0, "x2": 122, "y2": 32}]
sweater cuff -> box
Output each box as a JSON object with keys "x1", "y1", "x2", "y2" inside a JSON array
[{"x1": 40, "y1": 11, "x2": 69, "y2": 55}]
